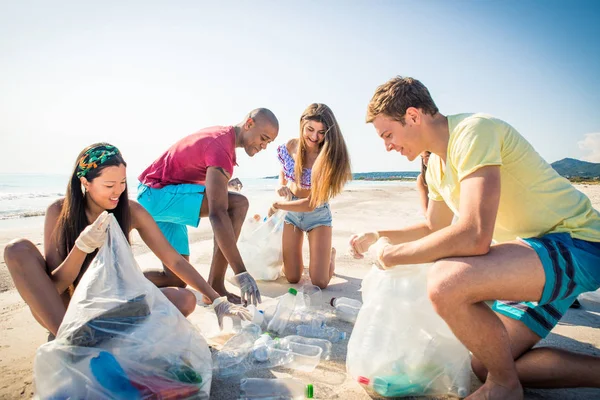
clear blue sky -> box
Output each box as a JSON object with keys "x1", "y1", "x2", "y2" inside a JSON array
[{"x1": 1, "y1": 0, "x2": 599, "y2": 178}]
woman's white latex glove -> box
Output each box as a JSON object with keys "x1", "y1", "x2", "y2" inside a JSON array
[
  {"x1": 75, "y1": 211, "x2": 112, "y2": 253},
  {"x1": 348, "y1": 231, "x2": 380, "y2": 259},
  {"x1": 212, "y1": 297, "x2": 253, "y2": 330}
]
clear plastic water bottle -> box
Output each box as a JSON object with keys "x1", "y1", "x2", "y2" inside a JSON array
[
  {"x1": 267, "y1": 288, "x2": 298, "y2": 335},
  {"x1": 358, "y1": 375, "x2": 427, "y2": 397},
  {"x1": 240, "y1": 378, "x2": 313, "y2": 399},
  {"x1": 216, "y1": 324, "x2": 262, "y2": 371},
  {"x1": 252, "y1": 333, "x2": 275, "y2": 362},
  {"x1": 241, "y1": 304, "x2": 265, "y2": 329},
  {"x1": 296, "y1": 324, "x2": 346, "y2": 343},
  {"x1": 282, "y1": 335, "x2": 332, "y2": 360},
  {"x1": 330, "y1": 297, "x2": 362, "y2": 323}
]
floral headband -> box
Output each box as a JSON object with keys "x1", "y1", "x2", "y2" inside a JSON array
[{"x1": 76, "y1": 144, "x2": 120, "y2": 178}]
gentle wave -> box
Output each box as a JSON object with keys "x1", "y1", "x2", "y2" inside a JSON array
[
  {"x1": 0, "y1": 210, "x2": 46, "y2": 220},
  {"x1": 0, "y1": 192, "x2": 63, "y2": 201}
]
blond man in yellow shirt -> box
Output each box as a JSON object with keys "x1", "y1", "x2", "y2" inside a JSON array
[{"x1": 350, "y1": 76, "x2": 600, "y2": 400}]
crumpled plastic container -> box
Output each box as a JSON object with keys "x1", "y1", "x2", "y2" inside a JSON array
[{"x1": 34, "y1": 215, "x2": 212, "y2": 399}]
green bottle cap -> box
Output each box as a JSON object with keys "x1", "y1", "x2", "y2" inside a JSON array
[
  {"x1": 306, "y1": 383, "x2": 314, "y2": 398},
  {"x1": 288, "y1": 288, "x2": 298, "y2": 295}
]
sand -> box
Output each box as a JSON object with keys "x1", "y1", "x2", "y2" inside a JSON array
[{"x1": 1, "y1": 184, "x2": 599, "y2": 399}]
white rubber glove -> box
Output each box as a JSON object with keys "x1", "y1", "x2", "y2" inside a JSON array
[
  {"x1": 231, "y1": 272, "x2": 262, "y2": 306},
  {"x1": 228, "y1": 178, "x2": 243, "y2": 192},
  {"x1": 75, "y1": 211, "x2": 112, "y2": 253},
  {"x1": 212, "y1": 296, "x2": 253, "y2": 330},
  {"x1": 348, "y1": 231, "x2": 380, "y2": 259},
  {"x1": 370, "y1": 237, "x2": 393, "y2": 270}
]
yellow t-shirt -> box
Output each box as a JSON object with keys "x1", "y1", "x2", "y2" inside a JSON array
[{"x1": 426, "y1": 113, "x2": 600, "y2": 243}]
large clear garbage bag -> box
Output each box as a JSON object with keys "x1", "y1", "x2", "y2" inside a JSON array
[
  {"x1": 237, "y1": 211, "x2": 286, "y2": 281},
  {"x1": 34, "y1": 215, "x2": 212, "y2": 399},
  {"x1": 347, "y1": 265, "x2": 471, "y2": 398}
]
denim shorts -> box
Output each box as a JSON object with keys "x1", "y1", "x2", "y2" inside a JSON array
[
  {"x1": 137, "y1": 182, "x2": 205, "y2": 255},
  {"x1": 284, "y1": 201, "x2": 333, "y2": 232},
  {"x1": 493, "y1": 232, "x2": 600, "y2": 338}
]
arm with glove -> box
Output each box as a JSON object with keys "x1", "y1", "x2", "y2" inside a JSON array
[{"x1": 48, "y1": 210, "x2": 112, "y2": 293}]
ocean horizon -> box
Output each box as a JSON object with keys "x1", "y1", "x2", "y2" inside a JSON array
[{"x1": 0, "y1": 172, "x2": 418, "y2": 224}]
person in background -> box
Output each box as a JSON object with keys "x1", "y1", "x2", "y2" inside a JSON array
[{"x1": 4, "y1": 143, "x2": 250, "y2": 337}]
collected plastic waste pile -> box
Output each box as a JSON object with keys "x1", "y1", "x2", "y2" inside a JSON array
[
  {"x1": 212, "y1": 284, "x2": 341, "y2": 379},
  {"x1": 347, "y1": 264, "x2": 471, "y2": 398},
  {"x1": 34, "y1": 216, "x2": 212, "y2": 399},
  {"x1": 237, "y1": 211, "x2": 286, "y2": 281},
  {"x1": 212, "y1": 283, "x2": 352, "y2": 399}
]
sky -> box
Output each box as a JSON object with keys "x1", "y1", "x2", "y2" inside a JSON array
[{"x1": 1, "y1": 0, "x2": 599, "y2": 178}]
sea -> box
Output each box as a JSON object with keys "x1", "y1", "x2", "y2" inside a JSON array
[{"x1": 0, "y1": 172, "x2": 418, "y2": 230}]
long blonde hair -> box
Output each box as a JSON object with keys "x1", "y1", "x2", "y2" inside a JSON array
[{"x1": 295, "y1": 103, "x2": 352, "y2": 208}]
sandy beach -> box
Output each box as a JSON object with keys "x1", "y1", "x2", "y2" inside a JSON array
[{"x1": 1, "y1": 184, "x2": 599, "y2": 399}]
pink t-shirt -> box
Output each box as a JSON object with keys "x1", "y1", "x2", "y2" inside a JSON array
[{"x1": 139, "y1": 126, "x2": 237, "y2": 189}]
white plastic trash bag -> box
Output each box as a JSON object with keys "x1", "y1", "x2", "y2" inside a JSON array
[
  {"x1": 237, "y1": 211, "x2": 286, "y2": 281},
  {"x1": 34, "y1": 215, "x2": 212, "y2": 399},
  {"x1": 347, "y1": 264, "x2": 471, "y2": 398}
]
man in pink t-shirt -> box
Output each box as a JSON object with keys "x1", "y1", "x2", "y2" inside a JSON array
[{"x1": 138, "y1": 108, "x2": 279, "y2": 305}]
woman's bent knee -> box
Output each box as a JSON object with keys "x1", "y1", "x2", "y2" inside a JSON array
[
  {"x1": 179, "y1": 290, "x2": 197, "y2": 317},
  {"x1": 310, "y1": 277, "x2": 330, "y2": 290},
  {"x1": 4, "y1": 239, "x2": 45, "y2": 277},
  {"x1": 4, "y1": 239, "x2": 37, "y2": 264}
]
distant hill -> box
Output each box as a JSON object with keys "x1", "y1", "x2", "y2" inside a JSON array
[{"x1": 551, "y1": 158, "x2": 600, "y2": 179}]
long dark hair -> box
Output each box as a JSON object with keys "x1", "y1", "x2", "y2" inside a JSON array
[{"x1": 54, "y1": 143, "x2": 131, "y2": 286}]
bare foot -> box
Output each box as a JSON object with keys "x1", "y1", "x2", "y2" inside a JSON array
[
  {"x1": 466, "y1": 379, "x2": 523, "y2": 400},
  {"x1": 202, "y1": 290, "x2": 243, "y2": 305},
  {"x1": 329, "y1": 247, "x2": 337, "y2": 279}
]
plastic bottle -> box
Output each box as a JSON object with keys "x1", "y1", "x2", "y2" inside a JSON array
[
  {"x1": 252, "y1": 333, "x2": 275, "y2": 362},
  {"x1": 290, "y1": 309, "x2": 326, "y2": 329},
  {"x1": 282, "y1": 335, "x2": 332, "y2": 360},
  {"x1": 330, "y1": 297, "x2": 362, "y2": 323},
  {"x1": 89, "y1": 351, "x2": 141, "y2": 398},
  {"x1": 240, "y1": 305, "x2": 265, "y2": 330},
  {"x1": 267, "y1": 288, "x2": 298, "y2": 335},
  {"x1": 296, "y1": 324, "x2": 346, "y2": 343},
  {"x1": 357, "y1": 375, "x2": 427, "y2": 397},
  {"x1": 216, "y1": 324, "x2": 262, "y2": 370},
  {"x1": 240, "y1": 378, "x2": 313, "y2": 399}
]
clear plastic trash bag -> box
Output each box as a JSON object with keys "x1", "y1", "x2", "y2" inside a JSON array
[
  {"x1": 34, "y1": 215, "x2": 212, "y2": 399},
  {"x1": 237, "y1": 211, "x2": 286, "y2": 281},
  {"x1": 347, "y1": 264, "x2": 471, "y2": 398}
]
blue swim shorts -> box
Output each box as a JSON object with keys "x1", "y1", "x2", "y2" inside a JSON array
[
  {"x1": 284, "y1": 201, "x2": 333, "y2": 232},
  {"x1": 137, "y1": 182, "x2": 205, "y2": 256},
  {"x1": 493, "y1": 232, "x2": 600, "y2": 338}
]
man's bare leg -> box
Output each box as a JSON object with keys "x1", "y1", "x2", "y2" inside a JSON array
[
  {"x1": 427, "y1": 241, "x2": 548, "y2": 400},
  {"x1": 201, "y1": 192, "x2": 249, "y2": 304},
  {"x1": 472, "y1": 314, "x2": 600, "y2": 388},
  {"x1": 144, "y1": 255, "x2": 188, "y2": 288}
]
